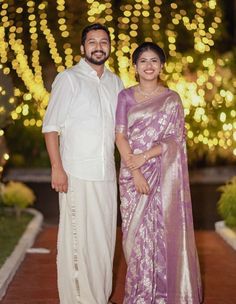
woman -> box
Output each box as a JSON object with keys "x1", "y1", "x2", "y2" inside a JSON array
[{"x1": 115, "y1": 42, "x2": 202, "y2": 304}]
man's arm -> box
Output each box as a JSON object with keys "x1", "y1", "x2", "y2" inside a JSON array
[{"x1": 44, "y1": 132, "x2": 68, "y2": 193}]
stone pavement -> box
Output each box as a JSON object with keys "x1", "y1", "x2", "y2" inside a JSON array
[{"x1": 1, "y1": 226, "x2": 236, "y2": 304}]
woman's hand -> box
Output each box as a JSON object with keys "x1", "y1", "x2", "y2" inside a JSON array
[
  {"x1": 132, "y1": 170, "x2": 150, "y2": 194},
  {"x1": 126, "y1": 153, "x2": 147, "y2": 170}
]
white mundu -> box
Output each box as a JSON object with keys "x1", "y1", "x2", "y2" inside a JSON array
[
  {"x1": 58, "y1": 178, "x2": 117, "y2": 303},
  {"x1": 43, "y1": 58, "x2": 123, "y2": 304}
]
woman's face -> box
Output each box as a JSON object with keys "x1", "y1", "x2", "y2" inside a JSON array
[{"x1": 135, "y1": 49, "x2": 163, "y2": 82}]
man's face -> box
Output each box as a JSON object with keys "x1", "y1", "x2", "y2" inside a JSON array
[{"x1": 81, "y1": 29, "x2": 110, "y2": 65}]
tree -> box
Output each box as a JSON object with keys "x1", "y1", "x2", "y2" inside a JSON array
[
  {"x1": 0, "y1": 67, "x2": 14, "y2": 176},
  {"x1": 0, "y1": 0, "x2": 235, "y2": 169}
]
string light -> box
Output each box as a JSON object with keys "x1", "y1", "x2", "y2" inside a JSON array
[{"x1": 0, "y1": 0, "x2": 235, "y2": 171}]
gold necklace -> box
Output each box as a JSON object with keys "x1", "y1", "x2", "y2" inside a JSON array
[{"x1": 138, "y1": 85, "x2": 160, "y2": 98}]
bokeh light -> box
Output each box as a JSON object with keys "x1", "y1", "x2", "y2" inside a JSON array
[{"x1": 0, "y1": 0, "x2": 235, "y2": 172}]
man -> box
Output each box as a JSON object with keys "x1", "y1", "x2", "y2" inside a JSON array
[{"x1": 42, "y1": 23, "x2": 123, "y2": 304}]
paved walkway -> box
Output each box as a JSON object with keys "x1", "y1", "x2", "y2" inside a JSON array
[{"x1": 1, "y1": 226, "x2": 236, "y2": 304}]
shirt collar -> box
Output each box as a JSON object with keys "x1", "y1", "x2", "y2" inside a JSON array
[{"x1": 76, "y1": 58, "x2": 108, "y2": 79}]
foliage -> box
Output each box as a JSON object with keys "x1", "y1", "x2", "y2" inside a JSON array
[
  {"x1": 0, "y1": 68, "x2": 15, "y2": 129},
  {"x1": 217, "y1": 177, "x2": 236, "y2": 228},
  {"x1": 1, "y1": 181, "x2": 35, "y2": 218},
  {"x1": 0, "y1": 209, "x2": 32, "y2": 267},
  {"x1": 0, "y1": 182, "x2": 4, "y2": 204},
  {"x1": 5, "y1": 120, "x2": 50, "y2": 168},
  {"x1": 0, "y1": 0, "x2": 235, "y2": 169},
  {"x1": 0, "y1": 68, "x2": 15, "y2": 176}
]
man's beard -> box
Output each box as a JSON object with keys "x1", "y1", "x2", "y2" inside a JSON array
[{"x1": 85, "y1": 50, "x2": 109, "y2": 65}]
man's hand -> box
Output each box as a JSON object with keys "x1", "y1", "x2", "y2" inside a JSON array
[
  {"x1": 132, "y1": 170, "x2": 149, "y2": 195},
  {"x1": 44, "y1": 132, "x2": 68, "y2": 193},
  {"x1": 51, "y1": 166, "x2": 68, "y2": 193}
]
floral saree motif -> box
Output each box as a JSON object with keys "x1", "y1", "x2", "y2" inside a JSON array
[{"x1": 115, "y1": 87, "x2": 202, "y2": 304}]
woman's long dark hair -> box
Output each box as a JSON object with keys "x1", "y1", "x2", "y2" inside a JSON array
[{"x1": 132, "y1": 42, "x2": 166, "y2": 65}]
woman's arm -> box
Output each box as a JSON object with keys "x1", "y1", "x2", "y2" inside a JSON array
[
  {"x1": 115, "y1": 132, "x2": 133, "y2": 164},
  {"x1": 126, "y1": 144, "x2": 162, "y2": 171},
  {"x1": 116, "y1": 132, "x2": 150, "y2": 194}
]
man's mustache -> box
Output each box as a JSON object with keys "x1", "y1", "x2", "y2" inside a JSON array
[{"x1": 91, "y1": 50, "x2": 106, "y2": 56}]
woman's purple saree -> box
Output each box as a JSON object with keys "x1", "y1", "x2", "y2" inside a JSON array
[{"x1": 115, "y1": 87, "x2": 202, "y2": 304}]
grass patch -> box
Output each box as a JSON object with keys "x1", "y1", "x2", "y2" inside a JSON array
[{"x1": 0, "y1": 209, "x2": 33, "y2": 267}]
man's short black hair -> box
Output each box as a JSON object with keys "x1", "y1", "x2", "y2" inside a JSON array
[{"x1": 81, "y1": 23, "x2": 111, "y2": 46}]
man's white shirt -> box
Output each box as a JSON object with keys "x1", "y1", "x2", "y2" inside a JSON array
[{"x1": 42, "y1": 58, "x2": 124, "y2": 181}]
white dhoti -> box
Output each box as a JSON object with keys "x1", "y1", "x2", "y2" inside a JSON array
[{"x1": 57, "y1": 175, "x2": 117, "y2": 304}]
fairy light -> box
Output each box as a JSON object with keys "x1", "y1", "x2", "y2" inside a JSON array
[
  {"x1": 39, "y1": 3, "x2": 64, "y2": 73},
  {"x1": 86, "y1": 0, "x2": 115, "y2": 70},
  {"x1": 27, "y1": 2, "x2": 43, "y2": 86},
  {"x1": 0, "y1": 0, "x2": 235, "y2": 170},
  {"x1": 56, "y1": 0, "x2": 74, "y2": 68}
]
